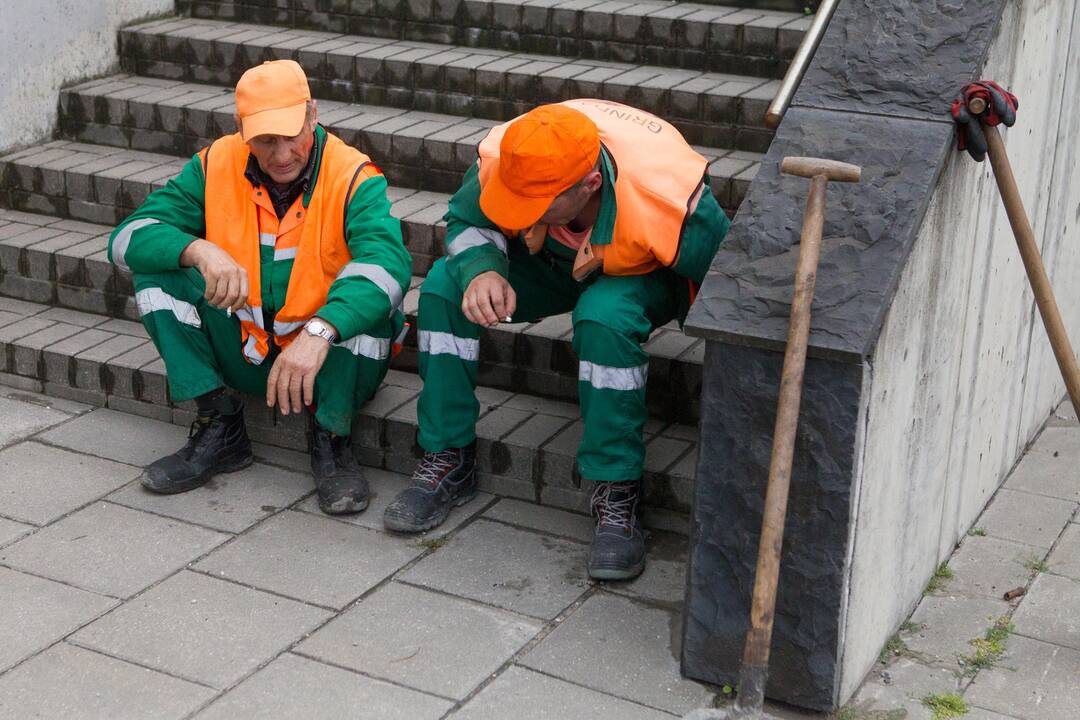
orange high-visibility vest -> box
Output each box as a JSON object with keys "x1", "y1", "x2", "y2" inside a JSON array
[
  {"x1": 200, "y1": 132, "x2": 380, "y2": 364},
  {"x1": 477, "y1": 99, "x2": 708, "y2": 278}
]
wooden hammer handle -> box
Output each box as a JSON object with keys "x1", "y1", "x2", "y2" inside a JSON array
[{"x1": 781, "y1": 157, "x2": 861, "y2": 182}]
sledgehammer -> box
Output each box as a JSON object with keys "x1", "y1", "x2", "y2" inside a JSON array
[{"x1": 685, "y1": 157, "x2": 861, "y2": 720}]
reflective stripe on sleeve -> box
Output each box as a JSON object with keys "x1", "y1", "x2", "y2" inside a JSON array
[
  {"x1": 336, "y1": 334, "x2": 391, "y2": 361},
  {"x1": 417, "y1": 330, "x2": 479, "y2": 362},
  {"x1": 273, "y1": 247, "x2": 298, "y2": 262},
  {"x1": 111, "y1": 218, "x2": 161, "y2": 272},
  {"x1": 578, "y1": 361, "x2": 648, "y2": 391},
  {"x1": 448, "y1": 226, "x2": 508, "y2": 257},
  {"x1": 259, "y1": 233, "x2": 276, "y2": 247},
  {"x1": 335, "y1": 262, "x2": 404, "y2": 315},
  {"x1": 135, "y1": 287, "x2": 202, "y2": 328}
]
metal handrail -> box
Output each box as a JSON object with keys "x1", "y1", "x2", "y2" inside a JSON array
[{"x1": 764, "y1": 0, "x2": 842, "y2": 129}]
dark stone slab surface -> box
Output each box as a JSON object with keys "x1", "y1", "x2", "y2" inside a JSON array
[
  {"x1": 682, "y1": 342, "x2": 863, "y2": 710},
  {"x1": 686, "y1": 107, "x2": 952, "y2": 362},
  {"x1": 795, "y1": 0, "x2": 1010, "y2": 121}
]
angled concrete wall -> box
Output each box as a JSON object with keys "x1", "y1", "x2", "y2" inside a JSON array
[
  {"x1": 840, "y1": 0, "x2": 1080, "y2": 699},
  {"x1": 0, "y1": 0, "x2": 173, "y2": 152}
]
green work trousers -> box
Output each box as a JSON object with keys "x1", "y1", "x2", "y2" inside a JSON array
[
  {"x1": 133, "y1": 267, "x2": 396, "y2": 436},
  {"x1": 417, "y1": 247, "x2": 686, "y2": 482}
]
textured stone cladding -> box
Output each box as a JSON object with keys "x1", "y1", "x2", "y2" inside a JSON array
[
  {"x1": 682, "y1": 0, "x2": 1012, "y2": 710},
  {"x1": 682, "y1": 343, "x2": 862, "y2": 709}
]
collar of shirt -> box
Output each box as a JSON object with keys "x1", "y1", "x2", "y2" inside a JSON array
[{"x1": 244, "y1": 131, "x2": 319, "y2": 219}]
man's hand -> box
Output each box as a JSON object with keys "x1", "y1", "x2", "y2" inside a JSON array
[
  {"x1": 266, "y1": 329, "x2": 333, "y2": 415},
  {"x1": 462, "y1": 271, "x2": 516, "y2": 327},
  {"x1": 180, "y1": 239, "x2": 249, "y2": 312}
]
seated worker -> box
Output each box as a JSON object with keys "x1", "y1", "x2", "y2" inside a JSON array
[
  {"x1": 383, "y1": 100, "x2": 730, "y2": 580},
  {"x1": 108, "y1": 60, "x2": 410, "y2": 515}
]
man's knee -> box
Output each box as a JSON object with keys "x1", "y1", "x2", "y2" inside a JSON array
[
  {"x1": 418, "y1": 257, "x2": 462, "y2": 306},
  {"x1": 572, "y1": 292, "x2": 649, "y2": 346},
  {"x1": 133, "y1": 267, "x2": 206, "y2": 304}
]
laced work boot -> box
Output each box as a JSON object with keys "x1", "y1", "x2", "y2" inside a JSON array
[
  {"x1": 383, "y1": 442, "x2": 477, "y2": 533},
  {"x1": 140, "y1": 394, "x2": 253, "y2": 494},
  {"x1": 309, "y1": 423, "x2": 369, "y2": 515},
  {"x1": 588, "y1": 479, "x2": 646, "y2": 581}
]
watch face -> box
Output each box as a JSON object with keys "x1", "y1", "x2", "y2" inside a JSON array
[{"x1": 308, "y1": 320, "x2": 326, "y2": 334}]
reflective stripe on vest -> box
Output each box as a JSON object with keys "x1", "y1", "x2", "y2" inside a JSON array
[
  {"x1": 578, "y1": 361, "x2": 648, "y2": 391},
  {"x1": 418, "y1": 330, "x2": 479, "y2": 362},
  {"x1": 477, "y1": 99, "x2": 706, "y2": 276},
  {"x1": 135, "y1": 287, "x2": 202, "y2": 328}
]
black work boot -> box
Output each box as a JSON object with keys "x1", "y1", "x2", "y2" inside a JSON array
[
  {"x1": 588, "y1": 479, "x2": 646, "y2": 581},
  {"x1": 140, "y1": 393, "x2": 253, "y2": 494},
  {"x1": 383, "y1": 442, "x2": 477, "y2": 533},
  {"x1": 309, "y1": 423, "x2": 369, "y2": 515}
]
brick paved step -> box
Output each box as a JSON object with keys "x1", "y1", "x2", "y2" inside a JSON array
[
  {"x1": 57, "y1": 74, "x2": 761, "y2": 214},
  {"x1": 118, "y1": 16, "x2": 781, "y2": 152},
  {"x1": 177, "y1": 0, "x2": 808, "y2": 78},
  {"x1": 0, "y1": 292, "x2": 698, "y2": 527},
  {"x1": 0, "y1": 201, "x2": 705, "y2": 422}
]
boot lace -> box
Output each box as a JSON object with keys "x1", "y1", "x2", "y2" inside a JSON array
[
  {"x1": 591, "y1": 483, "x2": 635, "y2": 532},
  {"x1": 413, "y1": 449, "x2": 460, "y2": 489}
]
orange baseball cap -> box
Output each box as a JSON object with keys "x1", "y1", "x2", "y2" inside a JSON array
[
  {"x1": 235, "y1": 60, "x2": 311, "y2": 141},
  {"x1": 479, "y1": 105, "x2": 600, "y2": 229}
]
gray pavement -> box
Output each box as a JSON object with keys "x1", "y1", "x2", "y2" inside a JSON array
[{"x1": 1, "y1": 382, "x2": 1077, "y2": 719}]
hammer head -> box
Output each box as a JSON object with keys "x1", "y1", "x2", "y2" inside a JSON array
[{"x1": 781, "y1": 156, "x2": 861, "y2": 183}]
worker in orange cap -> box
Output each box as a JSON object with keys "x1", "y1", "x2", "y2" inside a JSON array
[
  {"x1": 108, "y1": 60, "x2": 410, "y2": 516},
  {"x1": 384, "y1": 100, "x2": 730, "y2": 580}
]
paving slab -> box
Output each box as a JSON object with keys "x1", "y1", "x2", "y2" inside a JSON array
[
  {"x1": 0, "y1": 642, "x2": 216, "y2": 720},
  {"x1": 194, "y1": 510, "x2": 423, "y2": 609},
  {"x1": 846, "y1": 657, "x2": 966, "y2": 720},
  {"x1": 948, "y1": 534, "x2": 1039, "y2": 600},
  {"x1": 0, "y1": 516, "x2": 34, "y2": 547},
  {"x1": 194, "y1": 652, "x2": 451, "y2": 720},
  {"x1": 0, "y1": 566, "x2": 117, "y2": 672},
  {"x1": 0, "y1": 441, "x2": 140, "y2": 525},
  {"x1": 903, "y1": 594, "x2": 1012, "y2": 670},
  {"x1": 481, "y1": 497, "x2": 594, "y2": 542},
  {"x1": 108, "y1": 462, "x2": 312, "y2": 533},
  {"x1": 1010, "y1": 572, "x2": 1080, "y2": 652},
  {"x1": 70, "y1": 570, "x2": 332, "y2": 689},
  {"x1": 295, "y1": 466, "x2": 493, "y2": 539},
  {"x1": 0, "y1": 395, "x2": 70, "y2": 448},
  {"x1": 520, "y1": 592, "x2": 715, "y2": 715},
  {"x1": 35, "y1": 407, "x2": 188, "y2": 466},
  {"x1": 1004, "y1": 426, "x2": 1080, "y2": 502},
  {"x1": 0, "y1": 383, "x2": 94, "y2": 415},
  {"x1": 604, "y1": 529, "x2": 687, "y2": 606},
  {"x1": 966, "y1": 635, "x2": 1080, "y2": 720},
  {"x1": 452, "y1": 665, "x2": 674, "y2": 720},
  {"x1": 399, "y1": 518, "x2": 589, "y2": 619},
  {"x1": 1046, "y1": 521, "x2": 1080, "y2": 581},
  {"x1": 1, "y1": 501, "x2": 228, "y2": 598},
  {"x1": 976, "y1": 488, "x2": 1077, "y2": 550},
  {"x1": 296, "y1": 581, "x2": 541, "y2": 700}
]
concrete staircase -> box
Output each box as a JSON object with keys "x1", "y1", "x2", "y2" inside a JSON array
[{"x1": 0, "y1": 1, "x2": 807, "y2": 528}]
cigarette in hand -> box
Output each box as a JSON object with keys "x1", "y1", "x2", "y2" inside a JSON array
[
  {"x1": 226, "y1": 307, "x2": 232, "y2": 318},
  {"x1": 504, "y1": 316, "x2": 512, "y2": 322}
]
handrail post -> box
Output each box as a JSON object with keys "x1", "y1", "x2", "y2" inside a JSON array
[{"x1": 764, "y1": 0, "x2": 842, "y2": 129}]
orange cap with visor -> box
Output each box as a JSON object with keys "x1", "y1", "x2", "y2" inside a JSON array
[{"x1": 235, "y1": 60, "x2": 311, "y2": 141}]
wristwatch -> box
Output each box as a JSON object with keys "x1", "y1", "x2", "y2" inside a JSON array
[{"x1": 304, "y1": 318, "x2": 337, "y2": 344}]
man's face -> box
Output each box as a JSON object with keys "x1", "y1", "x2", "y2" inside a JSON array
[
  {"x1": 244, "y1": 101, "x2": 318, "y2": 185},
  {"x1": 538, "y1": 169, "x2": 602, "y2": 226}
]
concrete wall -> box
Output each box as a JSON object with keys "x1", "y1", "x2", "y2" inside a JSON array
[
  {"x1": 838, "y1": 0, "x2": 1080, "y2": 699},
  {"x1": 0, "y1": 0, "x2": 173, "y2": 152}
]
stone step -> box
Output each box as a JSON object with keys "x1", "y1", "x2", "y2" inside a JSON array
[
  {"x1": 177, "y1": 0, "x2": 808, "y2": 78},
  {"x1": 0, "y1": 201, "x2": 705, "y2": 422},
  {"x1": 57, "y1": 74, "x2": 761, "y2": 214},
  {"x1": 0, "y1": 293, "x2": 698, "y2": 528},
  {"x1": 118, "y1": 16, "x2": 781, "y2": 152}
]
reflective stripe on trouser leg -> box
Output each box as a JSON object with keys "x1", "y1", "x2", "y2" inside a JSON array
[
  {"x1": 415, "y1": 283, "x2": 481, "y2": 452},
  {"x1": 573, "y1": 319, "x2": 650, "y2": 482}
]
